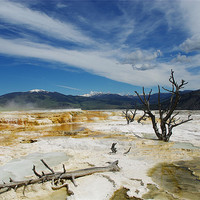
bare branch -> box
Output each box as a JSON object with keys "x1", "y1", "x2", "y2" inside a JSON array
[
  {"x1": 168, "y1": 112, "x2": 179, "y2": 124},
  {"x1": 124, "y1": 147, "x2": 131, "y2": 155},
  {"x1": 62, "y1": 164, "x2": 66, "y2": 173},
  {"x1": 9, "y1": 178, "x2": 13, "y2": 182},
  {"x1": 162, "y1": 87, "x2": 175, "y2": 94},
  {"x1": 135, "y1": 91, "x2": 145, "y2": 105},
  {"x1": 147, "y1": 89, "x2": 152, "y2": 101},
  {"x1": 171, "y1": 115, "x2": 193, "y2": 128},
  {"x1": 130, "y1": 108, "x2": 137, "y2": 122},
  {"x1": 158, "y1": 85, "x2": 162, "y2": 120},
  {"x1": 41, "y1": 159, "x2": 55, "y2": 174},
  {"x1": 137, "y1": 111, "x2": 148, "y2": 123},
  {"x1": 142, "y1": 87, "x2": 151, "y2": 106},
  {"x1": 32, "y1": 165, "x2": 42, "y2": 178}
]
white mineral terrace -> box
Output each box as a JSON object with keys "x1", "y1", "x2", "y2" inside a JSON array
[{"x1": 0, "y1": 110, "x2": 199, "y2": 200}]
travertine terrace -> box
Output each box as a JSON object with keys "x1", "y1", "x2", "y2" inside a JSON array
[{"x1": 0, "y1": 109, "x2": 200, "y2": 200}]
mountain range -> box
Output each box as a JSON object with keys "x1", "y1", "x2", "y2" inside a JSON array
[{"x1": 0, "y1": 89, "x2": 199, "y2": 110}]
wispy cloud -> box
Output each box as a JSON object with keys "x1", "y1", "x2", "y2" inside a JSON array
[
  {"x1": 178, "y1": 1, "x2": 200, "y2": 53},
  {"x1": 56, "y1": 3, "x2": 68, "y2": 9},
  {"x1": 1, "y1": 36, "x2": 199, "y2": 89},
  {"x1": 179, "y1": 0, "x2": 200, "y2": 36},
  {"x1": 0, "y1": 0, "x2": 94, "y2": 45},
  {"x1": 56, "y1": 85, "x2": 81, "y2": 91}
]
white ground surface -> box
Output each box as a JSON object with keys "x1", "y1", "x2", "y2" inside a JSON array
[{"x1": 0, "y1": 110, "x2": 199, "y2": 200}]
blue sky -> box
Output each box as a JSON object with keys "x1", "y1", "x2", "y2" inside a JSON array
[{"x1": 0, "y1": 0, "x2": 200, "y2": 96}]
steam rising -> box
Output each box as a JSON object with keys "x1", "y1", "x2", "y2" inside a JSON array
[{"x1": 0, "y1": 100, "x2": 38, "y2": 111}]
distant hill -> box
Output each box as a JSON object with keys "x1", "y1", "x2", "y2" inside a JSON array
[
  {"x1": 0, "y1": 90, "x2": 133, "y2": 110},
  {"x1": 0, "y1": 89, "x2": 199, "y2": 110},
  {"x1": 177, "y1": 89, "x2": 200, "y2": 110},
  {"x1": 0, "y1": 90, "x2": 79, "y2": 110}
]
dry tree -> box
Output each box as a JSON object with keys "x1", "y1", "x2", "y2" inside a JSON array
[
  {"x1": 135, "y1": 70, "x2": 193, "y2": 142},
  {"x1": 122, "y1": 108, "x2": 137, "y2": 124}
]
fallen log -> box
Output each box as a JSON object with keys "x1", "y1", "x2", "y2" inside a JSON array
[{"x1": 0, "y1": 159, "x2": 120, "y2": 195}]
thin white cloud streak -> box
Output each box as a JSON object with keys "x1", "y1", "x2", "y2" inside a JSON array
[
  {"x1": 88, "y1": 15, "x2": 134, "y2": 45},
  {"x1": 153, "y1": 0, "x2": 183, "y2": 32},
  {"x1": 118, "y1": 0, "x2": 179, "y2": 45},
  {"x1": 56, "y1": 3, "x2": 68, "y2": 9},
  {"x1": 56, "y1": 85, "x2": 81, "y2": 91},
  {"x1": 0, "y1": 0, "x2": 94, "y2": 45}
]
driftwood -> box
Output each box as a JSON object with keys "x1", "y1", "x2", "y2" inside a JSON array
[{"x1": 0, "y1": 159, "x2": 120, "y2": 195}]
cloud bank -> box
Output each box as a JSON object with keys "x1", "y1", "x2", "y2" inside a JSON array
[{"x1": 0, "y1": 0, "x2": 200, "y2": 91}]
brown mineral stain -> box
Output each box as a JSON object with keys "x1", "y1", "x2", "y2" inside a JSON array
[
  {"x1": 27, "y1": 188, "x2": 67, "y2": 200},
  {"x1": 147, "y1": 157, "x2": 200, "y2": 200},
  {"x1": 110, "y1": 187, "x2": 142, "y2": 200},
  {"x1": 0, "y1": 110, "x2": 111, "y2": 146},
  {"x1": 142, "y1": 184, "x2": 179, "y2": 200}
]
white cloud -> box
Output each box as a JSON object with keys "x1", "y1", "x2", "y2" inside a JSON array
[
  {"x1": 180, "y1": 35, "x2": 200, "y2": 52},
  {"x1": 0, "y1": 37, "x2": 199, "y2": 89},
  {"x1": 0, "y1": 37, "x2": 166, "y2": 86},
  {"x1": 0, "y1": 0, "x2": 199, "y2": 91},
  {"x1": 179, "y1": 0, "x2": 200, "y2": 36},
  {"x1": 172, "y1": 53, "x2": 190, "y2": 63},
  {"x1": 0, "y1": 0, "x2": 94, "y2": 45},
  {"x1": 123, "y1": 49, "x2": 162, "y2": 70},
  {"x1": 178, "y1": 1, "x2": 200, "y2": 53}
]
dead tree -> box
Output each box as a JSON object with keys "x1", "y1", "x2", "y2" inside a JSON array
[
  {"x1": 122, "y1": 108, "x2": 137, "y2": 124},
  {"x1": 135, "y1": 70, "x2": 193, "y2": 142},
  {"x1": 0, "y1": 159, "x2": 120, "y2": 195}
]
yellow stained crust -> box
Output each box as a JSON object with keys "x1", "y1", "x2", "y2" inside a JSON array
[{"x1": 0, "y1": 110, "x2": 114, "y2": 146}]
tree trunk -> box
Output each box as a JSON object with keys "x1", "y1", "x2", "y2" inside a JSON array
[{"x1": 148, "y1": 112, "x2": 161, "y2": 140}]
